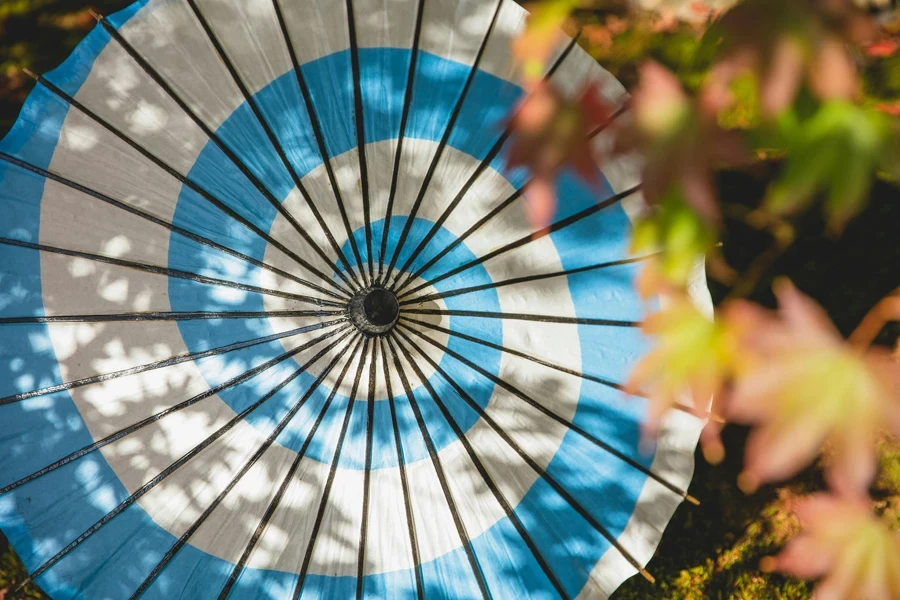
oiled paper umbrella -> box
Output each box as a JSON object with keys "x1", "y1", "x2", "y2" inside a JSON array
[{"x1": 0, "y1": 0, "x2": 711, "y2": 598}]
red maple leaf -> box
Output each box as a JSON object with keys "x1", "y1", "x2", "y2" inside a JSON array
[
  {"x1": 866, "y1": 39, "x2": 899, "y2": 57},
  {"x1": 505, "y1": 81, "x2": 613, "y2": 227}
]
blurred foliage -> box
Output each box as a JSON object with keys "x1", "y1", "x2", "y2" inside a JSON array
[
  {"x1": 0, "y1": 0, "x2": 133, "y2": 135},
  {"x1": 614, "y1": 165, "x2": 900, "y2": 599},
  {"x1": 631, "y1": 189, "x2": 717, "y2": 286},
  {"x1": 870, "y1": 55, "x2": 900, "y2": 99},
  {"x1": 587, "y1": 21, "x2": 716, "y2": 90},
  {"x1": 572, "y1": 1, "x2": 900, "y2": 125},
  {"x1": 765, "y1": 101, "x2": 893, "y2": 232},
  {"x1": 5, "y1": 1, "x2": 900, "y2": 135}
]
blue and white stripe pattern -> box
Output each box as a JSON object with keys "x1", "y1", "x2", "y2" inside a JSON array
[{"x1": 0, "y1": 0, "x2": 709, "y2": 598}]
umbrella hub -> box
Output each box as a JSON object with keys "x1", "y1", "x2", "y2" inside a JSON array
[{"x1": 348, "y1": 286, "x2": 400, "y2": 336}]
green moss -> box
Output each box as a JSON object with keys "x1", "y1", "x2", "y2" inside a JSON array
[
  {"x1": 610, "y1": 415, "x2": 826, "y2": 600},
  {"x1": 878, "y1": 438, "x2": 900, "y2": 491},
  {"x1": 0, "y1": 539, "x2": 45, "y2": 599},
  {"x1": 875, "y1": 436, "x2": 900, "y2": 529}
]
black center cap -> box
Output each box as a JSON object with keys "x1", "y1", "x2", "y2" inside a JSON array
[{"x1": 348, "y1": 287, "x2": 400, "y2": 336}]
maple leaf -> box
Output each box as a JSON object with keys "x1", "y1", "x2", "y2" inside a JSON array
[
  {"x1": 765, "y1": 101, "x2": 890, "y2": 234},
  {"x1": 689, "y1": 0, "x2": 714, "y2": 18},
  {"x1": 625, "y1": 61, "x2": 749, "y2": 224},
  {"x1": 701, "y1": 0, "x2": 871, "y2": 117},
  {"x1": 605, "y1": 15, "x2": 628, "y2": 36},
  {"x1": 875, "y1": 102, "x2": 900, "y2": 116},
  {"x1": 46, "y1": 8, "x2": 96, "y2": 31},
  {"x1": 865, "y1": 38, "x2": 899, "y2": 57},
  {"x1": 505, "y1": 80, "x2": 613, "y2": 228},
  {"x1": 630, "y1": 188, "x2": 722, "y2": 294},
  {"x1": 625, "y1": 295, "x2": 741, "y2": 461},
  {"x1": 582, "y1": 24, "x2": 613, "y2": 50},
  {"x1": 513, "y1": 0, "x2": 579, "y2": 87},
  {"x1": 724, "y1": 280, "x2": 900, "y2": 495},
  {"x1": 761, "y1": 494, "x2": 900, "y2": 599}
]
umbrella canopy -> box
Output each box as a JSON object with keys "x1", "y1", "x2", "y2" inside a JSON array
[{"x1": 0, "y1": 0, "x2": 710, "y2": 598}]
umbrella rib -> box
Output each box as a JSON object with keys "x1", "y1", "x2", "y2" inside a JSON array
[
  {"x1": 126, "y1": 332, "x2": 360, "y2": 600},
  {"x1": 213, "y1": 337, "x2": 365, "y2": 600},
  {"x1": 0, "y1": 151, "x2": 345, "y2": 302},
  {"x1": 401, "y1": 316, "x2": 626, "y2": 390},
  {"x1": 398, "y1": 323, "x2": 697, "y2": 505},
  {"x1": 0, "y1": 324, "x2": 348, "y2": 502},
  {"x1": 402, "y1": 308, "x2": 640, "y2": 328},
  {"x1": 392, "y1": 103, "x2": 630, "y2": 295},
  {"x1": 391, "y1": 334, "x2": 569, "y2": 599},
  {"x1": 380, "y1": 337, "x2": 426, "y2": 599},
  {"x1": 400, "y1": 254, "x2": 654, "y2": 305},
  {"x1": 270, "y1": 0, "x2": 373, "y2": 291},
  {"x1": 29, "y1": 71, "x2": 354, "y2": 299},
  {"x1": 291, "y1": 337, "x2": 370, "y2": 600},
  {"x1": 398, "y1": 183, "x2": 641, "y2": 298},
  {"x1": 586, "y1": 98, "x2": 631, "y2": 138},
  {"x1": 379, "y1": 0, "x2": 505, "y2": 286},
  {"x1": 345, "y1": 0, "x2": 375, "y2": 286},
  {"x1": 355, "y1": 335, "x2": 379, "y2": 599},
  {"x1": 0, "y1": 309, "x2": 340, "y2": 325},
  {"x1": 375, "y1": 0, "x2": 426, "y2": 285},
  {"x1": 0, "y1": 236, "x2": 344, "y2": 309},
  {"x1": 384, "y1": 336, "x2": 492, "y2": 600},
  {"x1": 400, "y1": 316, "x2": 709, "y2": 423},
  {"x1": 92, "y1": 14, "x2": 362, "y2": 295},
  {"x1": 183, "y1": 0, "x2": 367, "y2": 289},
  {"x1": 386, "y1": 33, "x2": 582, "y2": 288},
  {"x1": 0, "y1": 318, "x2": 344, "y2": 406},
  {"x1": 393, "y1": 328, "x2": 658, "y2": 585}
]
